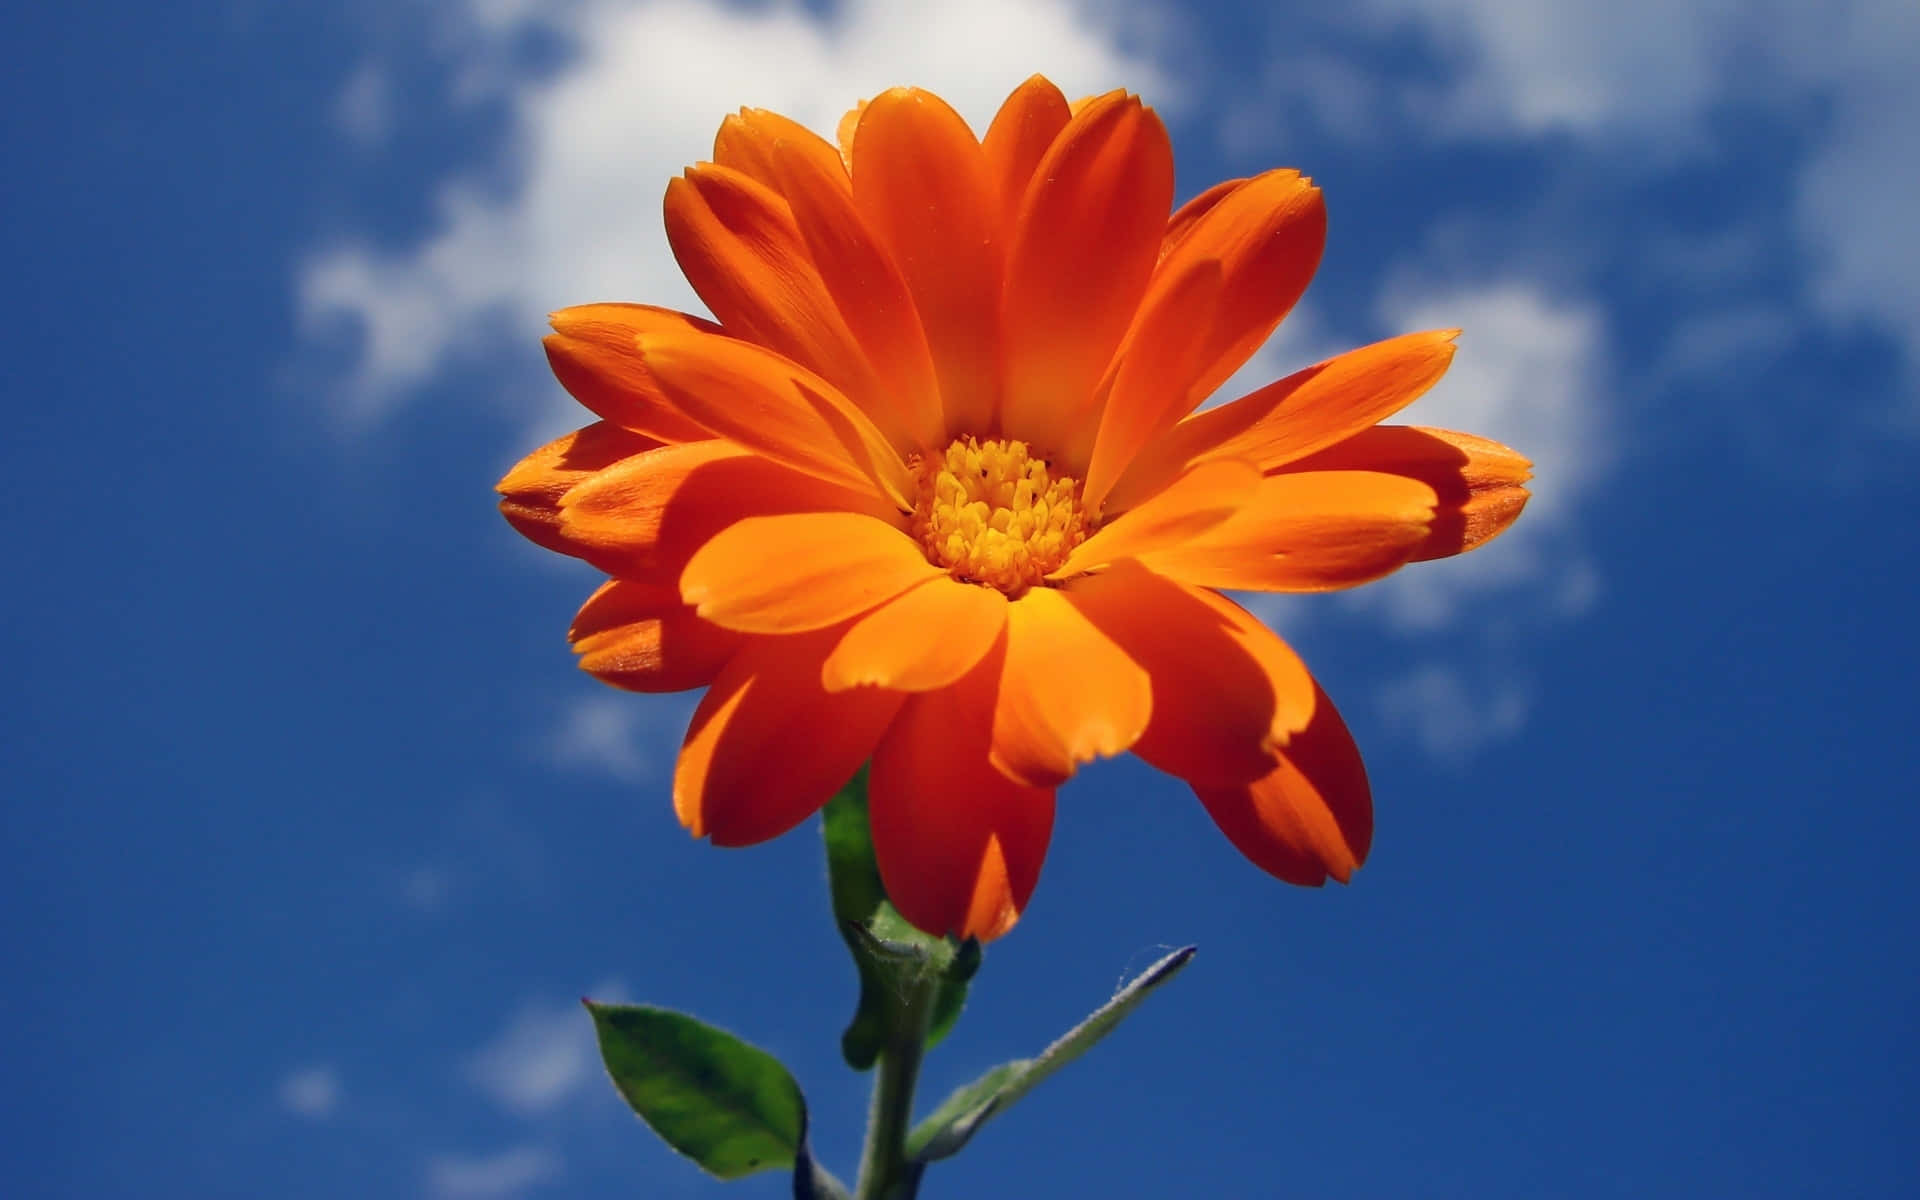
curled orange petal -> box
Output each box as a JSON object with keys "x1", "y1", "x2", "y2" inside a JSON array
[
  {"x1": 497, "y1": 421, "x2": 662, "y2": 568},
  {"x1": 569, "y1": 579, "x2": 743, "y2": 693},
  {"x1": 1279, "y1": 425, "x2": 1533, "y2": 561},
  {"x1": 544, "y1": 305, "x2": 721, "y2": 443}
]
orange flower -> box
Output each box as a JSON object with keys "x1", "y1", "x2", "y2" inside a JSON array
[{"x1": 499, "y1": 77, "x2": 1530, "y2": 941}]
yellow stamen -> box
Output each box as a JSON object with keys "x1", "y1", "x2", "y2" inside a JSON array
[{"x1": 910, "y1": 437, "x2": 1090, "y2": 596}]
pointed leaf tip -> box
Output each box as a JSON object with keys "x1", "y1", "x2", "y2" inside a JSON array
[
  {"x1": 587, "y1": 1002, "x2": 808, "y2": 1180},
  {"x1": 905, "y1": 945, "x2": 1197, "y2": 1162}
]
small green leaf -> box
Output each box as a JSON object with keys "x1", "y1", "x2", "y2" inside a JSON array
[
  {"x1": 587, "y1": 1002, "x2": 806, "y2": 1180},
  {"x1": 823, "y1": 769, "x2": 978, "y2": 1069},
  {"x1": 906, "y1": 945, "x2": 1197, "y2": 1163}
]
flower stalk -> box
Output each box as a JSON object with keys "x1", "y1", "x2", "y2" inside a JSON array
[{"x1": 854, "y1": 971, "x2": 936, "y2": 1200}]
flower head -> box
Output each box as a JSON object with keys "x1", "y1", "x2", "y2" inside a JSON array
[{"x1": 500, "y1": 77, "x2": 1531, "y2": 941}]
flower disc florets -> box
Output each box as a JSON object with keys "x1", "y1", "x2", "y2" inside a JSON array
[{"x1": 910, "y1": 437, "x2": 1090, "y2": 596}]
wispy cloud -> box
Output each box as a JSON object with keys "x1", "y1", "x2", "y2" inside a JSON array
[
  {"x1": 298, "y1": 0, "x2": 1172, "y2": 426},
  {"x1": 1350, "y1": 278, "x2": 1606, "y2": 632},
  {"x1": 401, "y1": 863, "x2": 453, "y2": 914},
  {"x1": 1377, "y1": 662, "x2": 1531, "y2": 759},
  {"x1": 546, "y1": 692, "x2": 680, "y2": 783},
  {"x1": 275, "y1": 1064, "x2": 342, "y2": 1120},
  {"x1": 333, "y1": 60, "x2": 392, "y2": 148},
  {"x1": 463, "y1": 987, "x2": 624, "y2": 1116},
  {"x1": 1239, "y1": 0, "x2": 1920, "y2": 398},
  {"x1": 426, "y1": 1146, "x2": 563, "y2": 1200}
]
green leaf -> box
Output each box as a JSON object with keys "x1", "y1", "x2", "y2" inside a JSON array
[
  {"x1": 823, "y1": 769, "x2": 979, "y2": 1069},
  {"x1": 587, "y1": 1002, "x2": 807, "y2": 1180},
  {"x1": 905, "y1": 945, "x2": 1198, "y2": 1163}
]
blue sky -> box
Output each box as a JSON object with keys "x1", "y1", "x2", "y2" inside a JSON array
[{"x1": 6, "y1": 0, "x2": 1917, "y2": 1196}]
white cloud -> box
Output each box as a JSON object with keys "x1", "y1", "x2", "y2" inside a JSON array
[
  {"x1": 276, "y1": 1064, "x2": 342, "y2": 1120},
  {"x1": 402, "y1": 863, "x2": 453, "y2": 913},
  {"x1": 334, "y1": 61, "x2": 392, "y2": 147},
  {"x1": 1297, "y1": 0, "x2": 1920, "y2": 394},
  {"x1": 1351, "y1": 279, "x2": 1606, "y2": 631},
  {"x1": 299, "y1": 0, "x2": 1173, "y2": 424},
  {"x1": 1377, "y1": 662, "x2": 1530, "y2": 759},
  {"x1": 426, "y1": 1146, "x2": 563, "y2": 1200},
  {"x1": 464, "y1": 988, "x2": 622, "y2": 1116},
  {"x1": 465, "y1": 1001, "x2": 594, "y2": 1115},
  {"x1": 546, "y1": 692, "x2": 672, "y2": 782},
  {"x1": 1354, "y1": 0, "x2": 1745, "y2": 143},
  {"x1": 1788, "y1": 0, "x2": 1920, "y2": 408}
]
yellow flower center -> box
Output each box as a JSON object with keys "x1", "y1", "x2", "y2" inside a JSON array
[{"x1": 910, "y1": 437, "x2": 1090, "y2": 596}]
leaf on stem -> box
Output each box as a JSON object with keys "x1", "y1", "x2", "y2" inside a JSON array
[
  {"x1": 586, "y1": 1001, "x2": 813, "y2": 1180},
  {"x1": 904, "y1": 945, "x2": 1198, "y2": 1163}
]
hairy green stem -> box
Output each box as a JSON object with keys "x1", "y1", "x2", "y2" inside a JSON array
[{"x1": 853, "y1": 975, "x2": 935, "y2": 1200}]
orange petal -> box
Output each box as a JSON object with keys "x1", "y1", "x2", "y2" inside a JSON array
[
  {"x1": 869, "y1": 639, "x2": 1055, "y2": 941},
  {"x1": 497, "y1": 421, "x2": 663, "y2": 567},
  {"x1": 851, "y1": 88, "x2": 1002, "y2": 436},
  {"x1": 663, "y1": 165, "x2": 891, "y2": 423},
  {"x1": 712, "y1": 107, "x2": 849, "y2": 196},
  {"x1": 1067, "y1": 91, "x2": 1115, "y2": 117},
  {"x1": 767, "y1": 135, "x2": 945, "y2": 453},
  {"x1": 634, "y1": 327, "x2": 915, "y2": 507},
  {"x1": 1109, "y1": 330, "x2": 1459, "y2": 511},
  {"x1": 1081, "y1": 257, "x2": 1225, "y2": 511},
  {"x1": 1151, "y1": 169, "x2": 1325, "y2": 406},
  {"x1": 981, "y1": 75, "x2": 1071, "y2": 240},
  {"x1": 1161, "y1": 176, "x2": 1244, "y2": 259},
  {"x1": 835, "y1": 101, "x2": 865, "y2": 173},
  {"x1": 1191, "y1": 681, "x2": 1372, "y2": 885},
  {"x1": 676, "y1": 626, "x2": 904, "y2": 846},
  {"x1": 999, "y1": 92, "x2": 1174, "y2": 461},
  {"x1": 1136, "y1": 470, "x2": 1437, "y2": 592},
  {"x1": 1065, "y1": 563, "x2": 1315, "y2": 787},
  {"x1": 557, "y1": 439, "x2": 894, "y2": 578},
  {"x1": 1278, "y1": 426, "x2": 1533, "y2": 561},
  {"x1": 821, "y1": 576, "x2": 1009, "y2": 692},
  {"x1": 544, "y1": 305, "x2": 721, "y2": 443},
  {"x1": 989, "y1": 585, "x2": 1150, "y2": 787},
  {"x1": 1053, "y1": 458, "x2": 1260, "y2": 578},
  {"x1": 681, "y1": 511, "x2": 941, "y2": 634},
  {"x1": 569, "y1": 579, "x2": 743, "y2": 693}
]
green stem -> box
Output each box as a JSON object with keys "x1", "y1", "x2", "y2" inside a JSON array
[{"x1": 853, "y1": 975, "x2": 935, "y2": 1200}]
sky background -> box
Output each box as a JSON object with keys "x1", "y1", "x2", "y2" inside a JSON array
[{"x1": 5, "y1": 0, "x2": 1917, "y2": 1196}]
